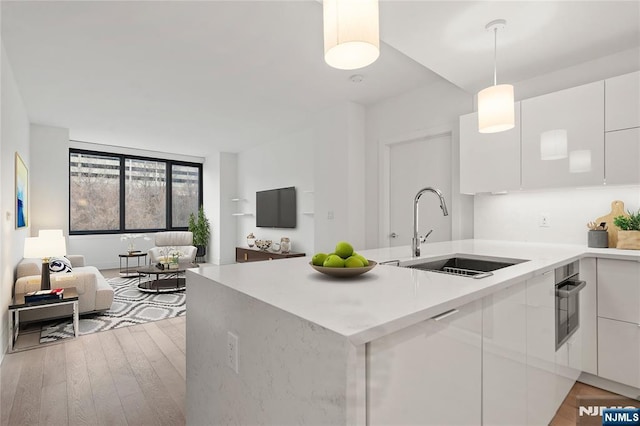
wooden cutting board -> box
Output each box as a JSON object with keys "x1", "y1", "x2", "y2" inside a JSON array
[{"x1": 595, "y1": 200, "x2": 629, "y2": 248}]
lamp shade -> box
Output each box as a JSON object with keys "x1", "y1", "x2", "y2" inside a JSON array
[
  {"x1": 478, "y1": 84, "x2": 515, "y2": 133},
  {"x1": 323, "y1": 0, "x2": 380, "y2": 70},
  {"x1": 569, "y1": 150, "x2": 592, "y2": 173},
  {"x1": 540, "y1": 129, "x2": 568, "y2": 160},
  {"x1": 24, "y1": 236, "x2": 67, "y2": 259}
]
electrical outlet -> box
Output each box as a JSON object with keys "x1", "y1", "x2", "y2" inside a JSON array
[
  {"x1": 327, "y1": 210, "x2": 334, "y2": 220},
  {"x1": 539, "y1": 214, "x2": 551, "y2": 228},
  {"x1": 227, "y1": 331, "x2": 238, "y2": 374}
]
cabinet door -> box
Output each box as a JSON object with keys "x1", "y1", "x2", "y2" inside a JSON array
[
  {"x1": 605, "y1": 71, "x2": 640, "y2": 131},
  {"x1": 598, "y1": 317, "x2": 640, "y2": 388},
  {"x1": 597, "y1": 258, "x2": 640, "y2": 324},
  {"x1": 526, "y1": 271, "x2": 558, "y2": 426},
  {"x1": 368, "y1": 300, "x2": 482, "y2": 426},
  {"x1": 483, "y1": 281, "x2": 527, "y2": 425},
  {"x1": 521, "y1": 81, "x2": 604, "y2": 189},
  {"x1": 605, "y1": 127, "x2": 640, "y2": 184},
  {"x1": 459, "y1": 103, "x2": 521, "y2": 194}
]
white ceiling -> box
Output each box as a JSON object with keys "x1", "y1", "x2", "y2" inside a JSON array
[{"x1": 2, "y1": 1, "x2": 639, "y2": 157}]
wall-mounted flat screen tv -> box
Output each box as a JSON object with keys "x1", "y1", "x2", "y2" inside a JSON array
[{"x1": 256, "y1": 186, "x2": 296, "y2": 228}]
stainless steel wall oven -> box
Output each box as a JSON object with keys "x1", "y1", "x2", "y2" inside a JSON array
[{"x1": 555, "y1": 260, "x2": 586, "y2": 350}]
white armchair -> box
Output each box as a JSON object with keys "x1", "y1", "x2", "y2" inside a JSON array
[{"x1": 148, "y1": 231, "x2": 197, "y2": 264}]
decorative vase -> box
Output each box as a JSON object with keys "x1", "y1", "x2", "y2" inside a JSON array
[
  {"x1": 128, "y1": 241, "x2": 135, "y2": 253},
  {"x1": 280, "y1": 237, "x2": 291, "y2": 253},
  {"x1": 616, "y1": 230, "x2": 640, "y2": 250},
  {"x1": 247, "y1": 233, "x2": 256, "y2": 248}
]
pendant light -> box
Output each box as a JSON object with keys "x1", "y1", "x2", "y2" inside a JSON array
[
  {"x1": 478, "y1": 19, "x2": 515, "y2": 134},
  {"x1": 323, "y1": 0, "x2": 380, "y2": 70}
]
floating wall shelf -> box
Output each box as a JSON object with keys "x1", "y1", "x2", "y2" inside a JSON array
[{"x1": 231, "y1": 213, "x2": 253, "y2": 217}]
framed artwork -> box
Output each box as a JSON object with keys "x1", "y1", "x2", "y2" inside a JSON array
[{"x1": 15, "y1": 152, "x2": 28, "y2": 228}]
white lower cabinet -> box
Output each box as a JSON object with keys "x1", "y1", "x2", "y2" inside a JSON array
[
  {"x1": 367, "y1": 300, "x2": 482, "y2": 426},
  {"x1": 598, "y1": 317, "x2": 640, "y2": 388},
  {"x1": 483, "y1": 281, "x2": 527, "y2": 425},
  {"x1": 596, "y1": 258, "x2": 640, "y2": 389},
  {"x1": 525, "y1": 271, "x2": 560, "y2": 426}
]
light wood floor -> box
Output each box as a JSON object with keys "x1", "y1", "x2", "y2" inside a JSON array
[{"x1": 1, "y1": 316, "x2": 185, "y2": 426}]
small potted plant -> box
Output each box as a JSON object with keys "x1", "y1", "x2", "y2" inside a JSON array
[
  {"x1": 188, "y1": 206, "x2": 211, "y2": 258},
  {"x1": 613, "y1": 209, "x2": 640, "y2": 250}
]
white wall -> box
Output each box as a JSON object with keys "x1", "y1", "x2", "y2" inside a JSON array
[
  {"x1": 1, "y1": 43, "x2": 31, "y2": 357},
  {"x1": 474, "y1": 186, "x2": 640, "y2": 245},
  {"x1": 365, "y1": 78, "x2": 474, "y2": 249},
  {"x1": 30, "y1": 124, "x2": 69, "y2": 234},
  {"x1": 236, "y1": 123, "x2": 315, "y2": 256}
]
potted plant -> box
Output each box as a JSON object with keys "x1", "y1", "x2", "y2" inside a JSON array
[
  {"x1": 188, "y1": 206, "x2": 211, "y2": 258},
  {"x1": 613, "y1": 209, "x2": 640, "y2": 250}
]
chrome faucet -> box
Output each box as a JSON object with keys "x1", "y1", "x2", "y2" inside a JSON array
[{"x1": 412, "y1": 187, "x2": 449, "y2": 257}]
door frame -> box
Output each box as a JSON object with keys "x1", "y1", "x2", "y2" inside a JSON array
[{"x1": 378, "y1": 124, "x2": 454, "y2": 248}]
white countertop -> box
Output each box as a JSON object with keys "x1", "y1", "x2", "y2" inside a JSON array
[{"x1": 189, "y1": 239, "x2": 640, "y2": 345}]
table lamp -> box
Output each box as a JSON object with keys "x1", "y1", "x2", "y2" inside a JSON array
[{"x1": 24, "y1": 234, "x2": 67, "y2": 290}]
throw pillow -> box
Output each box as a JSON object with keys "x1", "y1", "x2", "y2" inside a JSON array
[{"x1": 49, "y1": 257, "x2": 72, "y2": 273}]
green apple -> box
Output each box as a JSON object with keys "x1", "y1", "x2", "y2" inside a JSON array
[
  {"x1": 323, "y1": 254, "x2": 345, "y2": 268},
  {"x1": 344, "y1": 256, "x2": 365, "y2": 268},
  {"x1": 352, "y1": 253, "x2": 369, "y2": 266},
  {"x1": 312, "y1": 252, "x2": 328, "y2": 266},
  {"x1": 335, "y1": 241, "x2": 354, "y2": 259}
]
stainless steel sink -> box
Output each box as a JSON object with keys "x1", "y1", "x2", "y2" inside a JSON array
[{"x1": 394, "y1": 255, "x2": 529, "y2": 279}]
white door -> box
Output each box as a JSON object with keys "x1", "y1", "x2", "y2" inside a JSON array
[{"x1": 388, "y1": 134, "x2": 452, "y2": 247}]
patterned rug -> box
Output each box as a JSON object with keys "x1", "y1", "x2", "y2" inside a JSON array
[{"x1": 40, "y1": 276, "x2": 185, "y2": 343}]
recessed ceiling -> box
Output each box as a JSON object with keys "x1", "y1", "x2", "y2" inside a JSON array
[{"x1": 2, "y1": 1, "x2": 639, "y2": 156}]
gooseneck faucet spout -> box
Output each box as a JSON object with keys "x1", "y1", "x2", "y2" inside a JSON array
[{"x1": 412, "y1": 187, "x2": 449, "y2": 257}]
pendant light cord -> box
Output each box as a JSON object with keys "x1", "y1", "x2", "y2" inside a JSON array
[{"x1": 493, "y1": 26, "x2": 498, "y2": 86}]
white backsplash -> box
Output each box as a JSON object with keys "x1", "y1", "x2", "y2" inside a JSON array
[{"x1": 474, "y1": 185, "x2": 640, "y2": 245}]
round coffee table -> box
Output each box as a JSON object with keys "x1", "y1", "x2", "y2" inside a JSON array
[{"x1": 136, "y1": 263, "x2": 196, "y2": 293}]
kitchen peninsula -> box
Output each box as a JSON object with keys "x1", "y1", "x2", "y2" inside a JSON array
[{"x1": 186, "y1": 240, "x2": 640, "y2": 425}]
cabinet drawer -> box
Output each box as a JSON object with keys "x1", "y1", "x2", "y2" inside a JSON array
[
  {"x1": 598, "y1": 317, "x2": 640, "y2": 388},
  {"x1": 597, "y1": 259, "x2": 640, "y2": 324}
]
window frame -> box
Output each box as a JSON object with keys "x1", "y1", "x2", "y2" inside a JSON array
[{"x1": 69, "y1": 148, "x2": 203, "y2": 235}]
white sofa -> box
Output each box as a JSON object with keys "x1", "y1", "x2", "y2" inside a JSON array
[
  {"x1": 148, "y1": 231, "x2": 197, "y2": 264},
  {"x1": 15, "y1": 255, "x2": 114, "y2": 323}
]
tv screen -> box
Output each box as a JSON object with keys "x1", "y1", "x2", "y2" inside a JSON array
[{"x1": 256, "y1": 187, "x2": 296, "y2": 228}]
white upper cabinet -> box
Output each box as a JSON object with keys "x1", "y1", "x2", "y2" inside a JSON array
[
  {"x1": 521, "y1": 81, "x2": 605, "y2": 189},
  {"x1": 459, "y1": 103, "x2": 521, "y2": 194},
  {"x1": 605, "y1": 127, "x2": 640, "y2": 184},
  {"x1": 605, "y1": 71, "x2": 640, "y2": 131}
]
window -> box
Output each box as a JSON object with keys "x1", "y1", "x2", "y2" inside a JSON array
[{"x1": 70, "y1": 149, "x2": 203, "y2": 234}]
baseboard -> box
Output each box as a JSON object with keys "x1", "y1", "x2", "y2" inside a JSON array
[{"x1": 579, "y1": 372, "x2": 640, "y2": 400}]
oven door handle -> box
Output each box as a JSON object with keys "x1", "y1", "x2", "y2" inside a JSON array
[{"x1": 556, "y1": 279, "x2": 586, "y2": 298}]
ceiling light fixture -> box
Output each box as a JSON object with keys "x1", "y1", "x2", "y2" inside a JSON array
[
  {"x1": 477, "y1": 19, "x2": 515, "y2": 134},
  {"x1": 323, "y1": 0, "x2": 380, "y2": 70}
]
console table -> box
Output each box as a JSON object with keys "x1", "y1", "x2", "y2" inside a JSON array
[{"x1": 236, "y1": 247, "x2": 305, "y2": 263}]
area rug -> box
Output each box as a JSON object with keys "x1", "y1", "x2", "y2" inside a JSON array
[{"x1": 40, "y1": 276, "x2": 185, "y2": 343}]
